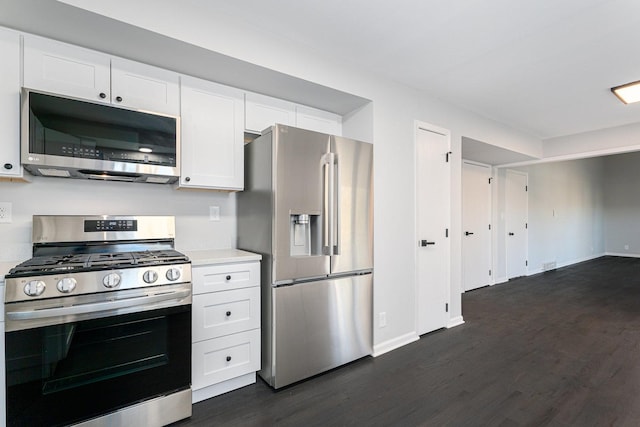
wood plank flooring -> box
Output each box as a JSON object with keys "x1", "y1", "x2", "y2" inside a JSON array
[{"x1": 173, "y1": 256, "x2": 640, "y2": 426}]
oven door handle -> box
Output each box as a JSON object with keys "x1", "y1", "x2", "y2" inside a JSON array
[{"x1": 6, "y1": 289, "x2": 191, "y2": 321}]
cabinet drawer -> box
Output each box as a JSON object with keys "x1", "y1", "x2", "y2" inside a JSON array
[
  {"x1": 192, "y1": 329, "x2": 260, "y2": 390},
  {"x1": 192, "y1": 287, "x2": 260, "y2": 342},
  {"x1": 192, "y1": 262, "x2": 260, "y2": 294}
]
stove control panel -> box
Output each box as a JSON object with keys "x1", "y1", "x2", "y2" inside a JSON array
[
  {"x1": 166, "y1": 268, "x2": 181, "y2": 281},
  {"x1": 103, "y1": 272, "x2": 122, "y2": 288},
  {"x1": 24, "y1": 280, "x2": 46, "y2": 297},
  {"x1": 57, "y1": 277, "x2": 77, "y2": 293},
  {"x1": 5, "y1": 263, "x2": 192, "y2": 303}
]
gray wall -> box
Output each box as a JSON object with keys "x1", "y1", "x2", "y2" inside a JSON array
[{"x1": 603, "y1": 151, "x2": 640, "y2": 256}]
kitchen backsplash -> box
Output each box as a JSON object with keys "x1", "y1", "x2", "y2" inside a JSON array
[{"x1": 0, "y1": 176, "x2": 236, "y2": 263}]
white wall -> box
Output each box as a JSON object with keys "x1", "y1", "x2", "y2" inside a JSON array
[
  {"x1": 0, "y1": 1, "x2": 544, "y2": 354},
  {"x1": 603, "y1": 151, "x2": 640, "y2": 256},
  {"x1": 494, "y1": 158, "x2": 605, "y2": 279},
  {"x1": 543, "y1": 122, "x2": 640, "y2": 159},
  {"x1": 0, "y1": 177, "x2": 237, "y2": 261}
]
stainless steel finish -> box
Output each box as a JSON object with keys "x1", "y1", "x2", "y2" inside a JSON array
[
  {"x1": 166, "y1": 267, "x2": 181, "y2": 281},
  {"x1": 273, "y1": 126, "x2": 330, "y2": 282},
  {"x1": 21, "y1": 88, "x2": 181, "y2": 184},
  {"x1": 71, "y1": 387, "x2": 192, "y2": 427},
  {"x1": 5, "y1": 262, "x2": 191, "y2": 303},
  {"x1": 143, "y1": 270, "x2": 158, "y2": 283},
  {"x1": 32, "y1": 215, "x2": 176, "y2": 243},
  {"x1": 270, "y1": 273, "x2": 372, "y2": 389},
  {"x1": 56, "y1": 277, "x2": 77, "y2": 293},
  {"x1": 103, "y1": 272, "x2": 121, "y2": 288},
  {"x1": 330, "y1": 135, "x2": 374, "y2": 275},
  {"x1": 237, "y1": 125, "x2": 374, "y2": 388},
  {"x1": 5, "y1": 282, "x2": 191, "y2": 331},
  {"x1": 24, "y1": 280, "x2": 45, "y2": 296}
]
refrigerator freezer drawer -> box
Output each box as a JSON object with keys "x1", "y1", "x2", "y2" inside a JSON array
[{"x1": 270, "y1": 273, "x2": 372, "y2": 388}]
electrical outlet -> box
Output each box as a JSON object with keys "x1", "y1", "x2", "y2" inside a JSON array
[
  {"x1": 209, "y1": 206, "x2": 220, "y2": 221},
  {"x1": 0, "y1": 202, "x2": 12, "y2": 223},
  {"x1": 379, "y1": 312, "x2": 387, "y2": 328}
]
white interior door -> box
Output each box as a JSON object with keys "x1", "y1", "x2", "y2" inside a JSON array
[
  {"x1": 462, "y1": 161, "x2": 492, "y2": 291},
  {"x1": 505, "y1": 170, "x2": 528, "y2": 279},
  {"x1": 415, "y1": 122, "x2": 450, "y2": 335}
]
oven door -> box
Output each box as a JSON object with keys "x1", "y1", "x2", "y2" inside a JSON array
[{"x1": 5, "y1": 288, "x2": 191, "y2": 427}]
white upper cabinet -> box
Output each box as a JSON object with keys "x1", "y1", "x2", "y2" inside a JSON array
[
  {"x1": 296, "y1": 105, "x2": 342, "y2": 135},
  {"x1": 245, "y1": 91, "x2": 342, "y2": 136},
  {"x1": 180, "y1": 76, "x2": 244, "y2": 191},
  {"x1": 111, "y1": 58, "x2": 179, "y2": 116},
  {"x1": 0, "y1": 28, "x2": 23, "y2": 178},
  {"x1": 245, "y1": 92, "x2": 296, "y2": 134},
  {"x1": 23, "y1": 35, "x2": 179, "y2": 116},
  {"x1": 23, "y1": 35, "x2": 111, "y2": 104}
]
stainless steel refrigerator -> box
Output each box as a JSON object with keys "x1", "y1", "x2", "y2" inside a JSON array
[{"x1": 237, "y1": 124, "x2": 373, "y2": 389}]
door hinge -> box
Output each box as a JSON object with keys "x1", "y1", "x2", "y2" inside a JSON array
[
  {"x1": 445, "y1": 303, "x2": 449, "y2": 312},
  {"x1": 488, "y1": 224, "x2": 491, "y2": 230},
  {"x1": 445, "y1": 228, "x2": 449, "y2": 238},
  {"x1": 525, "y1": 185, "x2": 528, "y2": 191},
  {"x1": 525, "y1": 260, "x2": 528, "y2": 266},
  {"x1": 489, "y1": 269, "x2": 492, "y2": 276},
  {"x1": 489, "y1": 177, "x2": 492, "y2": 184},
  {"x1": 525, "y1": 223, "x2": 528, "y2": 229},
  {"x1": 445, "y1": 151, "x2": 452, "y2": 163}
]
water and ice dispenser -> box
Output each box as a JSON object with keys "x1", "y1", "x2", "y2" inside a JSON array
[{"x1": 290, "y1": 213, "x2": 321, "y2": 256}]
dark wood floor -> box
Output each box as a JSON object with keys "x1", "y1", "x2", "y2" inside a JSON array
[{"x1": 173, "y1": 256, "x2": 640, "y2": 426}]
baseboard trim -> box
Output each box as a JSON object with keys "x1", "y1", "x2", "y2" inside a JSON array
[
  {"x1": 493, "y1": 276, "x2": 508, "y2": 285},
  {"x1": 605, "y1": 252, "x2": 640, "y2": 258},
  {"x1": 372, "y1": 332, "x2": 419, "y2": 357},
  {"x1": 447, "y1": 316, "x2": 465, "y2": 328},
  {"x1": 526, "y1": 253, "x2": 605, "y2": 276}
]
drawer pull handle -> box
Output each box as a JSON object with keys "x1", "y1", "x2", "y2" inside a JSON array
[
  {"x1": 226, "y1": 311, "x2": 231, "y2": 317},
  {"x1": 226, "y1": 275, "x2": 231, "y2": 281},
  {"x1": 226, "y1": 356, "x2": 232, "y2": 362}
]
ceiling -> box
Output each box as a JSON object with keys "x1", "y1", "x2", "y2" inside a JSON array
[
  {"x1": 3, "y1": 0, "x2": 640, "y2": 143},
  {"x1": 194, "y1": 0, "x2": 640, "y2": 140}
]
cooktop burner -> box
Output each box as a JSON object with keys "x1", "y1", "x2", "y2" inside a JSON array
[{"x1": 7, "y1": 250, "x2": 189, "y2": 277}]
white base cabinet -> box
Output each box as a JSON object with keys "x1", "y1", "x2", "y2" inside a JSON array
[{"x1": 191, "y1": 257, "x2": 261, "y2": 403}]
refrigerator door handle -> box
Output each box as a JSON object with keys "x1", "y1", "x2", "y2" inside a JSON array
[
  {"x1": 333, "y1": 154, "x2": 340, "y2": 255},
  {"x1": 322, "y1": 152, "x2": 336, "y2": 256}
]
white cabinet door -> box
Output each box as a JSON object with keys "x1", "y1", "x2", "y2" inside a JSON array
[
  {"x1": 192, "y1": 287, "x2": 260, "y2": 343},
  {"x1": 180, "y1": 76, "x2": 244, "y2": 190},
  {"x1": 192, "y1": 329, "x2": 260, "y2": 391},
  {"x1": 111, "y1": 58, "x2": 180, "y2": 116},
  {"x1": 245, "y1": 92, "x2": 296, "y2": 134},
  {"x1": 23, "y1": 35, "x2": 111, "y2": 104},
  {"x1": 0, "y1": 28, "x2": 22, "y2": 178},
  {"x1": 192, "y1": 262, "x2": 260, "y2": 295},
  {"x1": 296, "y1": 105, "x2": 342, "y2": 135}
]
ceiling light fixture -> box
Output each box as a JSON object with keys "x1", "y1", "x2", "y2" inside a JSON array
[{"x1": 611, "y1": 80, "x2": 640, "y2": 104}]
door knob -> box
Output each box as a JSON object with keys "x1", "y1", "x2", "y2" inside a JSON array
[
  {"x1": 465, "y1": 231, "x2": 474, "y2": 236},
  {"x1": 508, "y1": 232, "x2": 515, "y2": 236},
  {"x1": 420, "y1": 240, "x2": 436, "y2": 246}
]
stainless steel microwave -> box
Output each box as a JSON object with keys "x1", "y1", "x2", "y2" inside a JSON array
[{"x1": 21, "y1": 88, "x2": 180, "y2": 184}]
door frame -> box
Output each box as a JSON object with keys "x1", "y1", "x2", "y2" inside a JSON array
[
  {"x1": 461, "y1": 159, "x2": 493, "y2": 291},
  {"x1": 414, "y1": 120, "x2": 451, "y2": 335},
  {"x1": 504, "y1": 169, "x2": 529, "y2": 279}
]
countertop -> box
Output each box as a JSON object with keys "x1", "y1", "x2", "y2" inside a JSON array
[{"x1": 182, "y1": 249, "x2": 261, "y2": 266}]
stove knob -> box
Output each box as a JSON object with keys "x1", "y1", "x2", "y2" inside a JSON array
[
  {"x1": 57, "y1": 277, "x2": 77, "y2": 293},
  {"x1": 24, "y1": 280, "x2": 46, "y2": 297},
  {"x1": 143, "y1": 270, "x2": 158, "y2": 284},
  {"x1": 166, "y1": 268, "x2": 181, "y2": 281},
  {"x1": 103, "y1": 272, "x2": 121, "y2": 288}
]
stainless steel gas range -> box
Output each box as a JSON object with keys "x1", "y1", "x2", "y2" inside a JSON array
[{"x1": 3, "y1": 215, "x2": 192, "y2": 427}]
